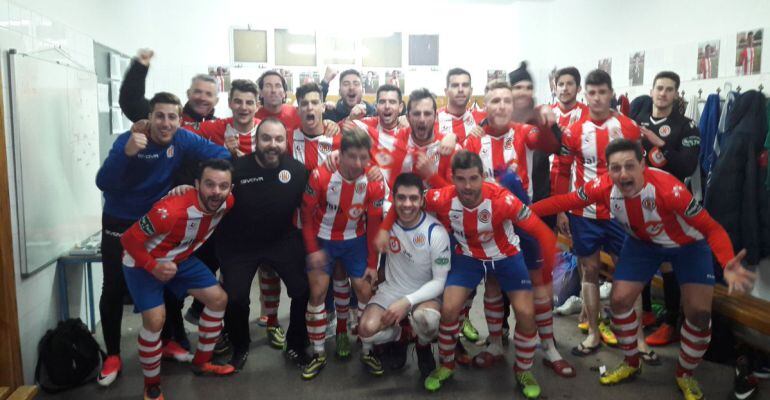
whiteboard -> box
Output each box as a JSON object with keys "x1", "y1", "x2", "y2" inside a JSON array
[{"x1": 8, "y1": 50, "x2": 102, "y2": 275}]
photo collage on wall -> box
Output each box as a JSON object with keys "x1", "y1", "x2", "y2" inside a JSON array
[
  {"x1": 697, "y1": 40, "x2": 720, "y2": 79},
  {"x1": 736, "y1": 29, "x2": 763, "y2": 75}
]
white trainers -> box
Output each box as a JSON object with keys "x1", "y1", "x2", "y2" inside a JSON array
[
  {"x1": 554, "y1": 296, "x2": 583, "y2": 315},
  {"x1": 599, "y1": 282, "x2": 612, "y2": 300}
]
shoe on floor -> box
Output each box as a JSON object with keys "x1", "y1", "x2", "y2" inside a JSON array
[
  {"x1": 676, "y1": 375, "x2": 704, "y2": 400},
  {"x1": 256, "y1": 315, "x2": 268, "y2": 327},
  {"x1": 285, "y1": 346, "x2": 311, "y2": 367},
  {"x1": 191, "y1": 361, "x2": 236, "y2": 376},
  {"x1": 267, "y1": 326, "x2": 286, "y2": 349},
  {"x1": 645, "y1": 323, "x2": 679, "y2": 346},
  {"x1": 361, "y1": 351, "x2": 384, "y2": 376},
  {"x1": 641, "y1": 311, "x2": 657, "y2": 328},
  {"x1": 335, "y1": 333, "x2": 351, "y2": 360},
  {"x1": 227, "y1": 349, "x2": 249, "y2": 372},
  {"x1": 424, "y1": 366, "x2": 453, "y2": 392},
  {"x1": 516, "y1": 370, "x2": 542, "y2": 399},
  {"x1": 97, "y1": 355, "x2": 121, "y2": 387},
  {"x1": 416, "y1": 344, "x2": 436, "y2": 378},
  {"x1": 555, "y1": 296, "x2": 583, "y2": 316},
  {"x1": 598, "y1": 321, "x2": 618, "y2": 346},
  {"x1": 599, "y1": 361, "x2": 641, "y2": 385},
  {"x1": 214, "y1": 333, "x2": 232, "y2": 355},
  {"x1": 461, "y1": 319, "x2": 479, "y2": 342},
  {"x1": 301, "y1": 354, "x2": 327, "y2": 380},
  {"x1": 143, "y1": 384, "x2": 164, "y2": 400},
  {"x1": 736, "y1": 355, "x2": 759, "y2": 399},
  {"x1": 162, "y1": 340, "x2": 193, "y2": 362}
]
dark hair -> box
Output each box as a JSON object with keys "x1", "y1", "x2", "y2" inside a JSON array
[
  {"x1": 393, "y1": 173, "x2": 425, "y2": 196},
  {"x1": 257, "y1": 70, "x2": 287, "y2": 91},
  {"x1": 484, "y1": 80, "x2": 512, "y2": 94},
  {"x1": 339, "y1": 69, "x2": 362, "y2": 83},
  {"x1": 407, "y1": 88, "x2": 437, "y2": 114},
  {"x1": 451, "y1": 150, "x2": 484, "y2": 176},
  {"x1": 555, "y1": 67, "x2": 581, "y2": 87},
  {"x1": 255, "y1": 117, "x2": 287, "y2": 136},
  {"x1": 605, "y1": 138, "x2": 643, "y2": 162},
  {"x1": 584, "y1": 69, "x2": 613, "y2": 91},
  {"x1": 229, "y1": 79, "x2": 258, "y2": 101},
  {"x1": 653, "y1": 71, "x2": 681, "y2": 90},
  {"x1": 197, "y1": 158, "x2": 234, "y2": 181},
  {"x1": 376, "y1": 84, "x2": 403, "y2": 103},
  {"x1": 148, "y1": 92, "x2": 183, "y2": 115},
  {"x1": 340, "y1": 126, "x2": 371, "y2": 153},
  {"x1": 295, "y1": 82, "x2": 323, "y2": 102},
  {"x1": 446, "y1": 68, "x2": 471, "y2": 87}
]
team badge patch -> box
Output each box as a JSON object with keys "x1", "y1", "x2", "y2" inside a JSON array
[
  {"x1": 348, "y1": 205, "x2": 364, "y2": 219},
  {"x1": 659, "y1": 125, "x2": 671, "y2": 137},
  {"x1": 278, "y1": 170, "x2": 291, "y2": 183},
  {"x1": 478, "y1": 209, "x2": 491, "y2": 223},
  {"x1": 319, "y1": 143, "x2": 332, "y2": 154},
  {"x1": 435, "y1": 257, "x2": 449, "y2": 265},
  {"x1": 166, "y1": 145, "x2": 174, "y2": 158},
  {"x1": 139, "y1": 215, "x2": 155, "y2": 236},
  {"x1": 413, "y1": 233, "x2": 427, "y2": 247},
  {"x1": 389, "y1": 236, "x2": 401, "y2": 253},
  {"x1": 642, "y1": 198, "x2": 656, "y2": 211},
  {"x1": 504, "y1": 137, "x2": 514, "y2": 150}
]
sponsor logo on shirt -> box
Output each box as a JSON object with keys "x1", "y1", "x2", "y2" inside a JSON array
[
  {"x1": 645, "y1": 221, "x2": 664, "y2": 236},
  {"x1": 139, "y1": 215, "x2": 155, "y2": 236},
  {"x1": 319, "y1": 142, "x2": 332, "y2": 154},
  {"x1": 137, "y1": 153, "x2": 160, "y2": 159},
  {"x1": 413, "y1": 233, "x2": 426, "y2": 247},
  {"x1": 389, "y1": 236, "x2": 401, "y2": 253},
  {"x1": 242, "y1": 177, "x2": 264, "y2": 184},
  {"x1": 278, "y1": 170, "x2": 292, "y2": 183},
  {"x1": 682, "y1": 136, "x2": 700, "y2": 148},
  {"x1": 659, "y1": 125, "x2": 671, "y2": 137},
  {"x1": 355, "y1": 182, "x2": 367, "y2": 194},
  {"x1": 435, "y1": 257, "x2": 449, "y2": 265},
  {"x1": 642, "y1": 198, "x2": 656, "y2": 211},
  {"x1": 478, "y1": 209, "x2": 491, "y2": 223}
]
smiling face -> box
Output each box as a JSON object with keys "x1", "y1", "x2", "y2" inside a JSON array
[
  {"x1": 376, "y1": 90, "x2": 403, "y2": 129},
  {"x1": 229, "y1": 89, "x2": 258, "y2": 127},
  {"x1": 407, "y1": 98, "x2": 436, "y2": 145},
  {"x1": 186, "y1": 78, "x2": 219, "y2": 117},
  {"x1": 340, "y1": 73, "x2": 363, "y2": 107},
  {"x1": 394, "y1": 184, "x2": 423, "y2": 227},
  {"x1": 608, "y1": 150, "x2": 645, "y2": 197},
  {"x1": 254, "y1": 120, "x2": 287, "y2": 168},
  {"x1": 445, "y1": 73, "x2": 472, "y2": 111},
  {"x1": 149, "y1": 103, "x2": 181, "y2": 145},
  {"x1": 556, "y1": 74, "x2": 580, "y2": 106},
  {"x1": 195, "y1": 167, "x2": 233, "y2": 213}
]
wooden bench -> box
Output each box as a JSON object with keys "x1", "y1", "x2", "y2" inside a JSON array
[
  {"x1": 0, "y1": 387, "x2": 11, "y2": 400},
  {"x1": 557, "y1": 235, "x2": 770, "y2": 336},
  {"x1": 5, "y1": 386, "x2": 37, "y2": 400}
]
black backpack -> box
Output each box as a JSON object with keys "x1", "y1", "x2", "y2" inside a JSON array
[{"x1": 35, "y1": 318, "x2": 104, "y2": 393}]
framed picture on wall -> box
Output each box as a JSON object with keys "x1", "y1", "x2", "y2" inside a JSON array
[
  {"x1": 277, "y1": 68, "x2": 294, "y2": 93},
  {"x1": 487, "y1": 70, "x2": 506, "y2": 85},
  {"x1": 232, "y1": 29, "x2": 268, "y2": 63},
  {"x1": 409, "y1": 34, "x2": 439, "y2": 66},
  {"x1": 363, "y1": 70, "x2": 380, "y2": 94},
  {"x1": 598, "y1": 58, "x2": 612, "y2": 75},
  {"x1": 385, "y1": 69, "x2": 404, "y2": 89},
  {"x1": 629, "y1": 51, "x2": 645, "y2": 86},
  {"x1": 299, "y1": 71, "x2": 320, "y2": 85},
  {"x1": 697, "y1": 40, "x2": 720, "y2": 79},
  {"x1": 736, "y1": 29, "x2": 763, "y2": 75},
  {"x1": 208, "y1": 66, "x2": 231, "y2": 93}
]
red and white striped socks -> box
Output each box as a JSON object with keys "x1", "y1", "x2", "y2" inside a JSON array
[
  {"x1": 333, "y1": 279, "x2": 351, "y2": 334},
  {"x1": 192, "y1": 307, "x2": 224, "y2": 366},
  {"x1": 138, "y1": 328, "x2": 162, "y2": 387},
  {"x1": 484, "y1": 294, "x2": 504, "y2": 350},
  {"x1": 438, "y1": 320, "x2": 460, "y2": 369},
  {"x1": 513, "y1": 328, "x2": 538, "y2": 372},
  {"x1": 259, "y1": 269, "x2": 281, "y2": 327},
  {"x1": 306, "y1": 303, "x2": 327, "y2": 355},
  {"x1": 611, "y1": 308, "x2": 640, "y2": 367},
  {"x1": 677, "y1": 319, "x2": 711, "y2": 377}
]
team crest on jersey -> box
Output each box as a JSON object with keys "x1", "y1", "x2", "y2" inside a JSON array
[
  {"x1": 355, "y1": 182, "x2": 367, "y2": 194},
  {"x1": 659, "y1": 125, "x2": 671, "y2": 137},
  {"x1": 319, "y1": 143, "x2": 332, "y2": 154},
  {"x1": 649, "y1": 148, "x2": 666, "y2": 166},
  {"x1": 278, "y1": 170, "x2": 292, "y2": 183},
  {"x1": 504, "y1": 137, "x2": 514, "y2": 150},
  {"x1": 139, "y1": 215, "x2": 155, "y2": 236},
  {"x1": 295, "y1": 144, "x2": 303, "y2": 154},
  {"x1": 157, "y1": 208, "x2": 169, "y2": 219},
  {"x1": 672, "y1": 185, "x2": 684, "y2": 198},
  {"x1": 389, "y1": 236, "x2": 401, "y2": 253},
  {"x1": 436, "y1": 257, "x2": 449, "y2": 265},
  {"x1": 348, "y1": 204, "x2": 364, "y2": 219},
  {"x1": 645, "y1": 221, "x2": 664, "y2": 236},
  {"x1": 412, "y1": 233, "x2": 427, "y2": 247},
  {"x1": 375, "y1": 151, "x2": 393, "y2": 167},
  {"x1": 642, "y1": 198, "x2": 656, "y2": 211},
  {"x1": 166, "y1": 145, "x2": 175, "y2": 158},
  {"x1": 431, "y1": 152, "x2": 440, "y2": 164},
  {"x1": 478, "y1": 209, "x2": 491, "y2": 223}
]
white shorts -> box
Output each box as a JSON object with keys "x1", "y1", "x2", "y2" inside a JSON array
[{"x1": 369, "y1": 283, "x2": 440, "y2": 310}]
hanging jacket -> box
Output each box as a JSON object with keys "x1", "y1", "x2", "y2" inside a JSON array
[
  {"x1": 699, "y1": 94, "x2": 721, "y2": 176},
  {"x1": 714, "y1": 91, "x2": 737, "y2": 159},
  {"x1": 705, "y1": 90, "x2": 770, "y2": 265}
]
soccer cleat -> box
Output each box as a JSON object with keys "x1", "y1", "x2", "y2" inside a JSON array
[
  {"x1": 335, "y1": 333, "x2": 351, "y2": 360},
  {"x1": 301, "y1": 354, "x2": 327, "y2": 380},
  {"x1": 599, "y1": 361, "x2": 641, "y2": 385},
  {"x1": 461, "y1": 319, "x2": 480, "y2": 342},
  {"x1": 735, "y1": 356, "x2": 759, "y2": 400},
  {"x1": 645, "y1": 323, "x2": 679, "y2": 346},
  {"x1": 97, "y1": 355, "x2": 121, "y2": 386},
  {"x1": 554, "y1": 296, "x2": 583, "y2": 316},
  {"x1": 598, "y1": 321, "x2": 618, "y2": 346},
  {"x1": 676, "y1": 375, "x2": 704, "y2": 400},
  {"x1": 191, "y1": 362, "x2": 236, "y2": 376},
  {"x1": 143, "y1": 384, "x2": 164, "y2": 400},
  {"x1": 424, "y1": 366, "x2": 453, "y2": 392},
  {"x1": 162, "y1": 340, "x2": 193, "y2": 362},
  {"x1": 455, "y1": 341, "x2": 471, "y2": 365},
  {"x1": 285, "y1": 346, "x2": 311, "y2": 368},
  {"x1": 214, "y1": 333, "x2": 232, "y2": 355},
  {"x1": 227, "y1": 350, "x2": 249, "y2": 372},
  {"x1": 416, "y1": 345, "x2": 436, "y2": 378},
  {"x1": 267, "y1": 326, "x2": 286, "y2": 349},
  {"x1": 389, "y1": 339, "x2": 408, "y2": 370},
  {"x1": 516, "y1": 370, "x2": 542, "y2": 399},
  {"x1": 361, "y1": 351, "x2": 384, "y2": 376},
  {"x1": 257, "y1": 315, "x2": 268, "y2": 327}
]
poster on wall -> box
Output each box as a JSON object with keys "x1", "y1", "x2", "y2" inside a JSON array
[
  {"x1": 548, "y1": 66, "x2": 558, "y2": 98},
  {"x1": 487, "y1": 70, "x2": 506, "y2": 85},
  {"x1": 208, "y1": 66, "x2": 231, "y2": 93},
  {"x1": 697, "y1": 40, "x2": 720, "y2": 79},
  {"x1": 629, "y1": 52, "x2": 645, "y2": 86},
  {"x1": 736, "y1": 29, "x2": 763, "y2": 75},
  {"x1": 277, "y1": 68, "x2": 294, "y2": 93},
  {"x1": 299, "y1": 71, "x2": 320, "y2": 85},
  {"x1": 385, "y1": 69, "x2": 404, "y2": 89},
  {"x1": 363, "y1": 70, "x2": 380, "y2": 94},
  {"x1": 598, "y1": 58, "x2": 612, "y2": 75}
]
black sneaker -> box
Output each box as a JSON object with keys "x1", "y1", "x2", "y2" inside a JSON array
[
  {"x1": 143, "y1": 384, "x2": 163, "y2": 400},
  {"x1": 227, "y1": 349, "x2": 249, "y2": 372},
  {"x1": 736, "y1": 355, "x2": 759, "y2": 400},
  {"x1": 389, "y1": 340, "x2": 408, "y2": 370},
  {"x1": 214, "y1": 333, "x2": 232, "y2": 355},
  {"x1": 416, "y1": 344, "x2": 436, "y2": 378},
  {"x1": 286, "y1": 346, "x2": 311, "y2": 367}
]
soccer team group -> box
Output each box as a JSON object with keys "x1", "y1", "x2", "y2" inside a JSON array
[{"x1": 95, "y1": 48, "x2": 757, "y2": 400}]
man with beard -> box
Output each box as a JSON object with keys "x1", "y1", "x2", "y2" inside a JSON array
[
  {"x1": 215, "y1": 118, "x2": 311, "y2": 371},
  {"x1": 530, "y1": 139, "x2": 755, "y2": 399},
  {"x1": 120, "y1": 159, "x2": 236, "y2": 400},
  {"x1": 95, "y1": 93, "x2": 230, "y2": 387},
  {"x1": 256, "y1": 70, "x2": 301, "y2": 132},
  {"x1": 322, "y1": 69, "x2": 376, "y2": 122}
]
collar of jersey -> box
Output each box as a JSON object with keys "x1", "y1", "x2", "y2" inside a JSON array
[{"x1": 395, "y1": 211, "x2": 427, "y2": 231}]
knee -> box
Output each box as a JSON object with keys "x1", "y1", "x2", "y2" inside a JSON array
[
  {"x1": 143, "y1": 313, "x2": 166, "y2": 332},
  {"x1": 411, "y1": 308, "x2": 440, "y2": 339},
  {"x1": 609, "y1": 293, "x2": 635, "y2": 315},
  {"x1": 358, "y1": 317, "x2": 379, "y2": 339},
  {"x1": 440, "y1": 303, "x2": 461, "y2": 324},
  {"x1": 209, "y1": 290, "x2": 228, "y2": 312}
]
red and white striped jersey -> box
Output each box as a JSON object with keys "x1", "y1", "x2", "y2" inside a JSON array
[
  {"x1": 287, "y1": 127, "x2": 341, "y2": 171},
  {"x1": 381, "y1": 129, "x2": 457, "y2": 189},
  {"x1": 195, "y1": 117, "x2": 261, "y2": 155},
  {"x1": 463, "y1": 123, "x2": 545, "y2": 199},
  {"x1": 700, "y1": 56, "x2": 712, "y2": 79},
  {"x1": 424, "y1": 182, "x2": 531, "y2": 261},
  {"x1": 352, "y1": 118, "x2": 409, "y2": 170},
  {"x1": 531, "y1": 168, "x2": 735, "y2": 267},
  {"x1": 551, "y1": 102, "x2": 589, "y2": 129},
  {"x1": 121, "y1": 190, "x2": 234, "y2": 271},
  {"x1": 256, "y1": 104, "x2": 301, "y2": 133},
  {"x1": 558, "y1": 112, "x2": 641, "y2": 219},
  {"x1": 740, "y1": 47, "x2": 755, "y2": 75},
  {"x1": 436, "y1": 107, "x2": 486, "y2": 144},
  {"x1": 301, "y1": 164, "x2": 387, "y2": 250}
]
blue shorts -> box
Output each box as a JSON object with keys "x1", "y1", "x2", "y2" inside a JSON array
[
  {"x1": 516, "y1": 230, "x2": 542, "y2": 271},
  {"x1": 568, "y1": 214, "x2": 625, "y2": 257},
  {"x1": 614, "y1": 237, "x2": 715, "y2": 286},
  {"x1": 446, "y1": 253, "x2": 532, "y2": 293},
  {"x1": 310, "y1": 236, "x2": 368, "y2": 279},
  {"x1": 123, "y1": 256, "x2": 218, "y2": 313}
]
